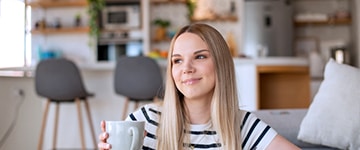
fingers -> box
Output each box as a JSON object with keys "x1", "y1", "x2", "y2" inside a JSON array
[
  {"x1": 98, "y1": 142, "x2": 111, "y2": 150},
  {"x1": 98, "y1": 132, "x2": 110, "y2": 149},
  {"x1": 101, "y1": 120, "x2": 106, "y2": 132},
  {"x1": 98, "y1": 120, "x2": 111, "y2": 150},
  {"x1": 99, "y1": 132, "x2": 108, "y2": 142}
]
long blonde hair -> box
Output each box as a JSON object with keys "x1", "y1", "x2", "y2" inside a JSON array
[{"x1": 157, "y1": 23, "x2": 241, "y2": 150}]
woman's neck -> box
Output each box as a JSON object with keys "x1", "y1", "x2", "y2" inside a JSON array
[{"x1": 184, "y1": 98, "x2": 212, "y2": 124}]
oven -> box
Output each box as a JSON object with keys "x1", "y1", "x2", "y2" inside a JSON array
[{"x1": 97, "y1": 30, "x2": 143, "y2": 61}]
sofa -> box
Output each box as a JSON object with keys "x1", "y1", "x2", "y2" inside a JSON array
[
  {"x1": 252, "y1": 59, "x2": 360, "y2": 150},
  {"x1": 253, "y1": 109, "x2": 337, "y2": 150}
]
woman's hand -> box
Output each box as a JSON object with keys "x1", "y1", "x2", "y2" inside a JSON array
[{"x1": 98, "y1": 120, "x2": 111, "y2": 150}]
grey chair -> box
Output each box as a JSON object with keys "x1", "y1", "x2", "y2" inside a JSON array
[
  {"x1": 35, "y1": 58, "x2": 96, "y2": 150},
  {"x1": 114, "y1": 56, "x2": 163, "y2": 120}
]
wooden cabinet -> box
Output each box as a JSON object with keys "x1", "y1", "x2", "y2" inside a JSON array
[{"x1": 257, "y1": 66, "x2": 311, "y2": 109}]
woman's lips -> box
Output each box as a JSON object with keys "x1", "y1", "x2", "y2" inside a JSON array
[{"x1": 182, "y1": 78, "x2": 202, "y2": 85}]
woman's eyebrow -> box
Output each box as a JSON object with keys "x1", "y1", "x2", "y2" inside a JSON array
[
  {"x1": 194, "y1": 49, "x2": 209, "y2": 54},
  {"x1": 171, "y1": 49, "x2": 209, "y2": 57}
]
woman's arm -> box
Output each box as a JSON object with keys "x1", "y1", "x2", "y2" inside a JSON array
[{"x1": 266, "y1": 134, "x2": 301, "y2": 150}]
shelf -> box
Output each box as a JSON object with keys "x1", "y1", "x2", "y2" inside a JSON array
[
  {"x1": 294, "y1": 18, "x2": 351, "y2": 26},
  {"x1": 27, "y1": 0, "x2": 88, "y2": 8},
  {"x1": 31, "y1": 26, "x2": 90, "y2": 34},
  {"x1": 151, "y1": 0, "x2": 185, "y2": 4},
  {"x1": 191, "y1": 15, "x2": 238, "y2": 22}
]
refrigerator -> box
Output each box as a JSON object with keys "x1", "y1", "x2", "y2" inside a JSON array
[{"x1": 243, "y1": 0, "x2": 293, "y2": 57}]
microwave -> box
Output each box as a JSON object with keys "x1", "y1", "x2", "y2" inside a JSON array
[{"x1": 102, "y1": 5, "x2": 141, "y2": 30}]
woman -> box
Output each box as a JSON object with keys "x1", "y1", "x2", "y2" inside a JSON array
[{"x1": 99, "y1": 23, "x2": 300, "y2": 150}]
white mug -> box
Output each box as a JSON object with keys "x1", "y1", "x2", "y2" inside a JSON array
[{"x1": 106, "y1": 121, "x2": 145, "y2": 150}]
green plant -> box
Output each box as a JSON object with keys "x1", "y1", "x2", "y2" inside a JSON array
[
  {"x1": 87, "y1": 0, "x2": 105, "y2": 38},
  {"x1": 185, "y1": 0, "x2": 196, "y2": 20},
  {"x1": 153, "y1": 19, "x2": 170, "y2": 28}
]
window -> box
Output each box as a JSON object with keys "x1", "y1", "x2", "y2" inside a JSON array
[{"x1": 0, "y1": 0, "x2": 29, "y2": 68}]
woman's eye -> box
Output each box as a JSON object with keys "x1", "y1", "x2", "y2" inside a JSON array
[
  {"x1": 172, "y1": 59, "x2": 182, "y2": 64},
  {"x1": 196, "y1": 55, "x2": 206, "y2": 59}
]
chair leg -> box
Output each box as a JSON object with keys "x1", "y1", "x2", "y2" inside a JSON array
[
  {"x1": 134, "y1": 101, "x2": 139, "y2": 111},
  {"x1": 52, "y1": 102, "x2": 60, "y2": 149},
  {"x1": 122, "y1": 98, "x2": 129, "y2": 120},
  {"x1": 75, "y1": 98, "x2": 86, "y2": 150},
  {"x1": 84, "y1": 99, "x2": 97, "y2": 149},
  {"x1": 38, "y1": 100, "x2": 51, "y2": 150}
]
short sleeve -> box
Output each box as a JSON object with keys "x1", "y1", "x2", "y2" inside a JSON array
[{"x1": 240, "y1": 111, "x2": 277, "y2": 149}]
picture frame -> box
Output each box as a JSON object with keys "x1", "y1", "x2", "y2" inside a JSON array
[{"x1": 294, "y1": 37, "x2": 319, "y2": 57}]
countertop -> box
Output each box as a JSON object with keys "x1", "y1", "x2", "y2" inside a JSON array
[{"x1": 0, "y1": 57, "x2": 309, "y2": 77}]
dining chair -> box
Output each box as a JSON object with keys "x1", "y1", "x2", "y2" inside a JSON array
[
  {"x1": 35, "y1": 58, "x2": 96, "y2": 150},
  {"x1": 114, "y1": 56, "x2": 163, "y2": 120}
]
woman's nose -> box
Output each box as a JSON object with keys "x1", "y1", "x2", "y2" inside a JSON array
[{"x1": 182, "y1": 61, "x2": 195, "y2": 74}]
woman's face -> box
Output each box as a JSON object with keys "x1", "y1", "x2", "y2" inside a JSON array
[{"x1": 171, "y1": 32, "x2": 216, "y2": 101}]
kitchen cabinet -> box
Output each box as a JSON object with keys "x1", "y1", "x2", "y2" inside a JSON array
[
  {"x1": 234, "y1": 57, "x2": 310, "y2": 111},
  {"x1": 257, "y1": 65, "x2": 311, "y2": 109}
]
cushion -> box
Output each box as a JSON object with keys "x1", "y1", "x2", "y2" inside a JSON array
[{"x1": 297, "y1": 58, "x2": 360, "y2": 149}]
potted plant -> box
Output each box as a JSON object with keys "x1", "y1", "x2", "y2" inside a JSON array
[
  {"x1": 185, "y1": 0, "x2": 196, "y2": 21},
  {"x1": 74, "y1": 12, "x2": 82, "y2": 27},
  {"x1": 87, "y1": 0, "x2": 105, "y2": 38},
  {"x1": 153, "y1": 19, "x2": 170, "y2": 41}
]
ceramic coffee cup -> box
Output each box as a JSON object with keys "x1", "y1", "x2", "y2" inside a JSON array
[{"x1": 106, "y1": 121, "x2": 145, "y2": 150}]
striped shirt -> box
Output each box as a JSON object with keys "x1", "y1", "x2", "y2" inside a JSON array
[{"x1": 125, "y1": 103, "x2": 277, "y2": 150}]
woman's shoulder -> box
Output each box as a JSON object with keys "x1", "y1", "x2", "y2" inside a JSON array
[
  {"x1": 238, "y1": 109, "x2": 265, "y2": 128},
  {"x1": 126, "y1": 102, "x2": 163, "y2": 123},
  {"x1": 238, "y1": 109, "x2": 278, "y2": 149}
]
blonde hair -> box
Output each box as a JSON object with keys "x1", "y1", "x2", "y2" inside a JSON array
[{"x1": 157, "y1": 23, "x2": 241, "y2": 150}]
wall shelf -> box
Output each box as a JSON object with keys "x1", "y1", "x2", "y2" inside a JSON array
[
  {"x1": 151, "y1": 0, "x2": 185, "y2": 4},
  {"x1": 191, "y1": 15, "x2": 238, "y2": 22},
  {"x1": 31, "y1": 26, "x2": 90, "y2": 34},
  {"x1": 27, "y1": 0, "x2": 88, "y2": 8},
  {"x1": 294, "y1": 18, "x2": 352, "y2": 26}
]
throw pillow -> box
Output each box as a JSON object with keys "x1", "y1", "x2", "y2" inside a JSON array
[{"x1": 297, "y1": 58, "x2": 360, "y2": 150}]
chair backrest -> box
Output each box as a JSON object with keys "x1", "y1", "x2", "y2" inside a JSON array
[
  {"x1": 114, "y1": 56, "x2": 163, "y2": 101},
  {"x1": 35, "y1": 58, "x2": 88, "y2": 101}
]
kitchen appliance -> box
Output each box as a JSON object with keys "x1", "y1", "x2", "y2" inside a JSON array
[
  {"x1": 102, "y1": 3, "x2": 141, "y2": 30},
  {"x1": 331, "y1": 46, "x2": 350, "y2": 64},
  {"x1": 243, "y1": 0, "x2": 293, "y2": 57},
  {"x1": 97, "y1": 30, "x2": 143, "y2": 61}
]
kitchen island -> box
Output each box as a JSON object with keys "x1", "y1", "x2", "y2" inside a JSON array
[{"x1": 0, "y1": 57, "x2": 310, "y2": 149}]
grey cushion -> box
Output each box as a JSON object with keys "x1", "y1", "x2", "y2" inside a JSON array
[{"x1": 252, "y1": 109, "x2": 337, "y2": 149}]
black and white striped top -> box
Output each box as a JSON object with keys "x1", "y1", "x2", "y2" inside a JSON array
[{"x1": 126, "y1": 103, "x2": 277, "y2": 150}]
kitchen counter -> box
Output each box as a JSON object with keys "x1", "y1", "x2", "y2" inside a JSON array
[
  {"x1": 0, "y1": 57, "x2": 308, "y2": 77},
  {"x1": 0, "y1": 56, "x2": 311, "y2": 149}
]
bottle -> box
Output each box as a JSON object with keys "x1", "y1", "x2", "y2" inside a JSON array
[{"x1": 226, "y1": 32, "x2": 237, "y2": 57}]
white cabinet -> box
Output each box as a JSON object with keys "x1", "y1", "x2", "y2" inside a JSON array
[
  {"x1": 235, "y1": 63, "x2": 258, "y2": 111},
  {"x1": 233, "y1": 57, "x2": 310, "y2": 111}
]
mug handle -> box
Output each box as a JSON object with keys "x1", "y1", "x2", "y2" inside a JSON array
[{"x1": 128, "y1": 127, "x2": 140, "y2": 150}]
